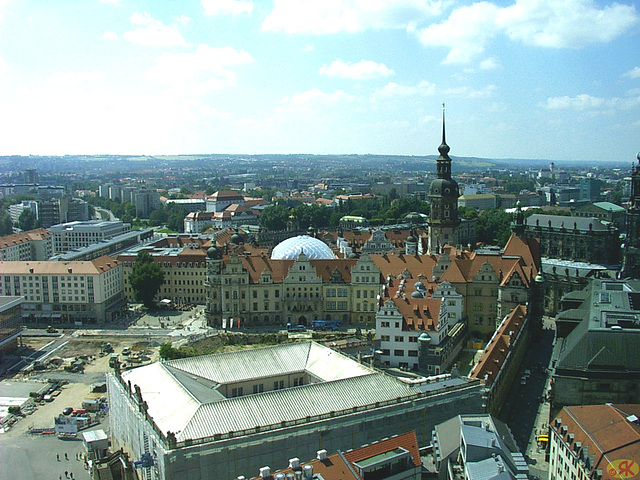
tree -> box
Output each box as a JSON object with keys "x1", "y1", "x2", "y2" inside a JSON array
[
  {"x1": 476, "y1": 209, "x2": 512, "y2": 247},
  {"x1": 129, "y1": 251, "x2": 165, "y2": 309},
  {"x1": 17, "y1": 209, "x2": 37, "y2": 231},
  {"x1": 159, "y1": 342, "x2": 187, "y2": 360},
  {"x1": 0, "y1": 213, "x2": 13, "y2": 235},
  {"x1": 259, "y1": 205, "x2": 291, "y2": 231}
]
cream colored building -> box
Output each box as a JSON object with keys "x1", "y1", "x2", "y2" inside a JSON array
[
  {"x1": 0, "y1": 228, "x2": 53, "y2": 261},
  {"x1": 118, "y1": 235, "x2": 209, "y2": 305},
  {"x1": 0, "y1": 256, "x2": 124, "y2": 324}
]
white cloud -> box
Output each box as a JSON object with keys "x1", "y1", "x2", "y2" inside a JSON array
[
  {"x1": 542, "y1": 94, "x2": 620, "y2": 111},
  {"x1": 146, "y1": 44, "x2": 254, "y2": 95},
  {"x1": 480, "y1": 57, "x2": 499, "y2": 70},
  {"x1": 623, "y1": 67, "x2": 640, "y2": 79},
  {"x1": 175, "y1": 14, "x2": 192, "y2": 26},
  {"x1": 103, "y1": 31, "x2": 118, "y2": 41},
  {"x1": 443, "y1": 84, "x2": 497, "y2": 98},
  {"x1": 417, "y1": 0, "x2": 639, "y2": 64},
  {"x1": 48, "y1": 71, "x2": 105, "y2": 87},
  {"x1": 372, "y1": 80, "x2": 436, "y2": 100},
  {"x1": 319, "y1": 59, "x2": 394, "y2": 80},
  {"x1": 274, "y1": 88, "x2": 355, "y2": 116},
  {"x1": 262, "y1": 0, "x2": 443, "y2": 34},
  {"x1": 124, "y1": 12, "x2": 189, "y2": 47},
  {"x1": 417, "y1": 2, "x2": 500, "y2": 64},
  {"x1": 202, "y1": 0, "x2": 253, "y2": 16}
]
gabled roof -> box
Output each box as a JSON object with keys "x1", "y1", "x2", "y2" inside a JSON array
[
  {"x1": 0, "y1": 255, "x2": 121, "y2": 275},
  {"x1": 552, "y1": 404, "x2": 640, "y2": 480},
  {"x1": 0, "y1": 228, "x2": 52, "y2": 248},
  {"x1": 343, "y1": 430, "x2": 421, "y2": 469},
  {"x1": 470, "y1": 305, "x2": 528, "y2": 385}
]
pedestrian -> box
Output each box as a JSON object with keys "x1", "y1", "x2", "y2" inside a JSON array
[
  {"x1": 65, "y1": 471, "x2": 68, "y2": 478},
  {"x1": 65, "y1": 452, "x2": 68, "y2": 460},
  {"x1": 57, "y1": 453, "x2": 60, "y2": 461}
]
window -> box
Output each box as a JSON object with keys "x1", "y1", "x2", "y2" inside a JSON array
[
  {"x1": 394, "y1": 336, "x2": 404, "y2": 342},
  {"x1": 380, "y1": 335, "x2": 390, "y2": 341},
  {"x1": 326, "y1": 289, "x2": 336, "y2": 297},
  {"x1": 394, "y1": 349, "x2": 404, "y2": 356},
  {"x1": 381, "y1": 321, "x2": 390, "y2": 328},
  {"x1": 409, "y1": 336, "x2": 418, "y2": 343},
  {"x1": 337, "y1": 301, "x2": 347, "y2": 310},
  {"x1": 326, "y1": 301, "x2": 336, "y2": 310},
  {"x1": 408, "y1": 350, "x2": 418, "y2": 357}
]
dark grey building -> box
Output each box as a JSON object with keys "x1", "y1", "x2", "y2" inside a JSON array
[
  {"x1": 525, "y1": 214, "x2": 620, "y2": 265},
  {"x1": 552, "y1": 279, "x2": 640, "y2": 411}
]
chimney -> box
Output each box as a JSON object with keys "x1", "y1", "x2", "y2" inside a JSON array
[
  {"x1": 289, "y1": 458, "x2": 300, "y2": 469},
  {"x1": 317, "y1": 449, "x2": 327, "y2": 461},
  {"x1": 259, "y1": 466, "x2": 271, "y2": 478},
  {"x1": 303, "y1": 465, "x2": 313, "y2": 479}
]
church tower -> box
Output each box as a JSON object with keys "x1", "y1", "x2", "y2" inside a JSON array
[
  {"x1": 427, "y1": 105, "x2": 460, "y2": 254},
  {"x1": 622, "y1": 152, "x2": 640, "y2": 278}
]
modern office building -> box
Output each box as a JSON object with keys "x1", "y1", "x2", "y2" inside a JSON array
[
  {"x1": 49, "y1": 220, "x2": 131, "y2": 253},
  {"x1": 0, "y1": 296, "x2": 24, "y2": 359}
]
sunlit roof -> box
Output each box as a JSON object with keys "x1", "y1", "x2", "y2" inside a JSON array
[{"x1": 271, "y1": 235, "x2": 335, "y2": 260}]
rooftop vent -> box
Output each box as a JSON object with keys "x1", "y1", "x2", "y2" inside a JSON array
[
  {"x1": 289, "y1": 458, "x2": 300, "y2": 469},
  {"x1": 259, "y1": 466, "x2": 270, "y2": 478},
  {"x1": 303, "y1": 465, "x2": 313, "y2": 479},
  {"x1": 317, "y1": 449, "x2": 328, "y2": 461}
]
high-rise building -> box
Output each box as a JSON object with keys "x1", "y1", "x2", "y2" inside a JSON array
[{"x1": 427, "y1": 105, "x2": 460, "y2": 254}]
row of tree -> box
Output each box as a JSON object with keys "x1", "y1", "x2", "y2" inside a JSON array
[{"x1": 259, "y1": 196, "x2": 430, "y2": 231}]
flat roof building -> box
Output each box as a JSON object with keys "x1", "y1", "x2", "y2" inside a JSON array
[{"x1": 49, "y1": 220, "x2": 131, "y2": 254}]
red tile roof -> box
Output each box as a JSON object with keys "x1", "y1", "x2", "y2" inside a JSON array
[
  {"x1": 551, "y1": 404, "x2": 640, "y2": 480},
  {"x1": 343, "y1": 431, "x2": 422, "y2": 469}
]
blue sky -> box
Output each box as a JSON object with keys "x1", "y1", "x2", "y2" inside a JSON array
[{"x1": 0, "y1": 0, "x2": 638, "y2": 161}]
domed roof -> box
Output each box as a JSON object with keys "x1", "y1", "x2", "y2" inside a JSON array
[
  {"x1": 411, "y1": 290, "x2": 425, "y2": 299},
  {"x1": 429, "y1": 177, "x2": 459, "y2": 197},
  {"x1": 404, "y1": 212, "x2": 424, "y2": 224},
  {"x1": 414, "y1": 281, "x2": 426, "y2": 290},
  {"x1": 271, "y1": 235, "x2": 335, "y2": 260},
  {"x1": 207, "y1": 246, "x2": 222, "y2": 259},
  {"x1": 230, "y1": 232, "x2": 244, "y2": 245}
]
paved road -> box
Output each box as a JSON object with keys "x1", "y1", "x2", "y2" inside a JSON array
[
  {"x1": 0, "y1": 422, "x2": 107, "y2": 480},
  {"x1": 500, "y1": 325, "x2": 555, "y2": 479}
]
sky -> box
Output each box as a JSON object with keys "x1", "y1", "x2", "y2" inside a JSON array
[{"x1": 0, "y1": 0, "x2": 638, "y2": 162}]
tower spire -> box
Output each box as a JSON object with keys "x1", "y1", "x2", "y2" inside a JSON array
[
  {"x1": 442, "y1": 103, "x2": 446, "y2": 145},
  {"x1": 438, "y1": 103, "x2": 450, "y2": 158}
]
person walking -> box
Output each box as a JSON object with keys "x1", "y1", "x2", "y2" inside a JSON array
[
  {"x1": 57, "y1": 453, "x2": 60, "y2": 461},
  {"x1": 65, "y1": 452, "x2": 68, "y2": 460}
]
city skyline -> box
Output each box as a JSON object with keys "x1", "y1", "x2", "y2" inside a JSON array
[{"x1": 0, "y1": 0, "x2": 638, "y2": 162}]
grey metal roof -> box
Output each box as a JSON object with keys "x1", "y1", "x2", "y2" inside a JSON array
[
  {"x1": 120, "y1": 342, "x2": 418, "y2": 442},
  {"x1": 526, "y1": 214, "x2": 612, "y2": 232},
  {"x1": 178, "y1": 374, "x2": 414, "y2": 441},
  {"x1": 164, "y1": 342, "x2": 373, "y2": 385}
]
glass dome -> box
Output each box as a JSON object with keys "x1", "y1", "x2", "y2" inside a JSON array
[{"x1": 271, "y1": 235, "x2": 335, "y2": 260}]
